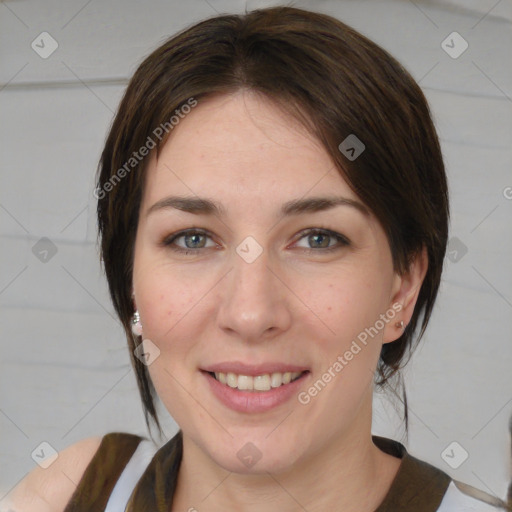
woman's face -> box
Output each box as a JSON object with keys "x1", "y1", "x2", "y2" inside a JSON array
[{"x1": 133, "y1": 91, "x2": 412, "y2": 473}]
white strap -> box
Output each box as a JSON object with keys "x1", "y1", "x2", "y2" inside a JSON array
[
  {"x1": 437, "y1": 481, "x2": 507, "y2": 511},
  {"x1": 104, "y1": 438, "x2": 159, "y2": 512}
]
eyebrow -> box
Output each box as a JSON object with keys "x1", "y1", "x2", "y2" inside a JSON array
[{"x1": 146, "y1": 195, "x2": 369, "y2": 218}]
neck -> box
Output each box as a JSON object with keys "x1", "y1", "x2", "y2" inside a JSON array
[{"x1": 171, "y1": 392, "x2": 401, "y2": 512}]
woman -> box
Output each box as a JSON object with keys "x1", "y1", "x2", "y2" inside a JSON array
[{"x1": 8, "y1": 6, "x2": 508, "y2": 512}]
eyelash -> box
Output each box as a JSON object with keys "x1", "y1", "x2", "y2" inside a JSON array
[{"x1": 161, "y1": 228, "x2": 350, "y2": 255}]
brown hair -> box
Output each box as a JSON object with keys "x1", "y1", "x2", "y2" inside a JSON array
[{"x1": 96, "y1": 6, "x2": 449, "y2": 437}]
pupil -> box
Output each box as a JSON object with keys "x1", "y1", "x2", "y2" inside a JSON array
[
  {"x1": 310, "y1": 233, "x2": 329, "y2": 248},
  {"x1": 185, "y1": 233, "x2": 204, "y2": 248}
]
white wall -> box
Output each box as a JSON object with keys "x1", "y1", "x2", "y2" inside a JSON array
[{"x1": 1, "y1": 0, "x2": 511, "y2": 503}]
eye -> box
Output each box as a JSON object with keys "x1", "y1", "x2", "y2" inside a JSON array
[
  {"x1": 293, "y1": 228, "x2": 350, "y2": 252},
  {"x1": 161, "y1": 227, "x2": 349, "y2": 255},
  {"x1": 162, "y1": 229, "x2": 217, "y2": 253}
]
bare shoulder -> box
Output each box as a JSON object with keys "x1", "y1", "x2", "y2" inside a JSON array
[{"x1": 3, "y1": 436, "x2": 103, "y2": 512}]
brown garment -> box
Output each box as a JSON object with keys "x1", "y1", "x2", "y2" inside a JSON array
[
  {"x1": 63, "y1": 430, "x2": 475, "y2": 512},
  {"x1": 63, "y1": 432, "x2": 143, "y2": 512}
]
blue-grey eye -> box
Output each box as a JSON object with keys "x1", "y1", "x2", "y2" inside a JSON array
[
  {"x1": 164, "y1": 230, "x2": 216, "y2": 251},
  {"x1": 182, "y1": 232, "x2": 207, "y2": 248},
  {"x1": 295, "y1": 229, "x2": 349, "y2": 250},
  {"x1": 308, "y1": 232, "x2": 330, "y2": 248}
]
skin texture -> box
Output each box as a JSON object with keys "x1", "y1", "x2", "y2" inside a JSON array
[
  {"x1": 5, "y1": 436, "x2": 102, "y2": 511},
  {"x1": 132, "y1": 90, "x2": 428, "y2": 512}
]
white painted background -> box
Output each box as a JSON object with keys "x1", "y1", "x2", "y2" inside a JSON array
[{"x1": 1, "y1": 0, "x2": 511, "y2": 504}]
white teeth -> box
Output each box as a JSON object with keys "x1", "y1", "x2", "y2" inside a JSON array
[
  {"x1": 237, "y1": 375, "x2": 253, "y2": 390},
  {"x1": 270, "y1": 372, "x2": 282, "y2": 388},
  {"x1": 213, "y1": 371, "x2": 304, "y2": 391}
]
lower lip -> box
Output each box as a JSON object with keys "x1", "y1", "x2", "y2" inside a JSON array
[{"x1": 201, "y1": 370, "x2": 310, "y2": 413}]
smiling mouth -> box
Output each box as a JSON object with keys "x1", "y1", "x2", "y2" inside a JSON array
[{"x1": 205, "y1": 370, "x2": 309, "y2": 392}]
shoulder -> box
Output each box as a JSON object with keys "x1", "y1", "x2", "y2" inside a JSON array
[
  {"x1": 4, "y1": 436, "x2": 103, "y2": 512},
  {"x1": 4, "y1": 433, "x2": 145, "y2": 512},
  {"x1": 372, "y1": 436, "x2": 509, "y2": 512},
  {"x1": 437, "y1": 480, "x2": 509, "y2": 511}
]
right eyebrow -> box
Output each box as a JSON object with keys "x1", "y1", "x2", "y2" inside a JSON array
[{"x1": 146, "y1": 196, "x2": 225, "y2": 218}]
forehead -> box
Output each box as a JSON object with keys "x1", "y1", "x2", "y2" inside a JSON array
[{"x1": 143, "y1": 91, "x2": 356, "y2": 206}]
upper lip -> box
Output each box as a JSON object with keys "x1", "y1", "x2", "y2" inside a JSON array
[{"x1": 201, "y1": 362, "x2": 310, "y2": 376}]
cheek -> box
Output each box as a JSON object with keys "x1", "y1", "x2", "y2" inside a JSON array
[
  {"x1": 135, "y1": 271, "x2": 203, "y2": 401},
  {"x1": 300, "y1": 266, "x2": 391, "y2": 339},
  {"x1": 137, "y1": 274, "x2": 196, "y2": 343},
  {"x1": 133, "y1": 256, "x2": 223, "y2": 354},
  {"x1": 296, "y1": 274, "x2": 389, "y2": 414},
  {"x1": 296, "y1": 266, "x2": 392, "y2": 399}
]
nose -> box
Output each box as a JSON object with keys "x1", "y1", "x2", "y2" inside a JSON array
[{"x1": 216, "y1": 247, "x2": 293, "y2": 342}]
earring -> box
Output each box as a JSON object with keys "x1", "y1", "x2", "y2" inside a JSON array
[
  {"x1": 132, "y1": 310, "x2": 143, "y2": 336},
  {"x1": 395, "y1": 320, "x2": 404, "y2": 330}
]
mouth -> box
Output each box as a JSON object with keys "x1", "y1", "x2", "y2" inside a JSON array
[
  {"x1": 200, "y1": 368, "x2": 311, "y2": 413},
  {"x1": 202, "y1": 369, "x2": 310, "y2": 392}
]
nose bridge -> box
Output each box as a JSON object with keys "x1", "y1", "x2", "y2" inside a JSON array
[
  {"x1": 217, "y1": 240, "x2": 291, "y2": 339},
  {"x1": 235, "y1": 246, "x2": 274, "y2": 296}
]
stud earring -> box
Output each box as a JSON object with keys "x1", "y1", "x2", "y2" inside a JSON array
[
  {"x1": 132, "y1": 310, "x2": 143, "y2": 336},
  {"x1": 395, "y1": 320, "x2": 404, "y2": 330}
]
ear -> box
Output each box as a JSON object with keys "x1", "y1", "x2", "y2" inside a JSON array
[{"x1": 383, "y1": 246, "x2": 428, "y2": 344}]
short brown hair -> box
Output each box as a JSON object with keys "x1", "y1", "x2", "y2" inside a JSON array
[{"x1": 96, "y1": 6, "x2": 449, "y2": 435}]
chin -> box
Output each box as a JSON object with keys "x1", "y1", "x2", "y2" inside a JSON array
[
  {"x1": 202, "y1": 432, "x2": 304, "y2": 475},
  {"x1": 219, "y1": 451, "x2": 297, "y2": 475}
]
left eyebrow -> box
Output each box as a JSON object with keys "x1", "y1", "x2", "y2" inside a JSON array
[
  {"x1": 145, "y1": 195, "x2": 369, "y2": 218},
  {"x1": 280, "y1": 196, "x2": 369, "y2": 217}
]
